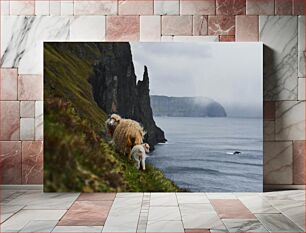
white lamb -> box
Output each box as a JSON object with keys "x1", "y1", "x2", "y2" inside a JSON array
[{"x1": 131, "y1": 143, "x2": 150, "y2": 170}]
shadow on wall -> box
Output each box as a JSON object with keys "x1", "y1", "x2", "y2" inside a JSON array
[{"x1": 263, "y1": 45, "x2": 276, "y2": 101}]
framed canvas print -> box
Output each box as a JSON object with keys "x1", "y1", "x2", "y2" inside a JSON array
[{"x1": 44, "y1": 42, "x2": 263, "y2": 192}]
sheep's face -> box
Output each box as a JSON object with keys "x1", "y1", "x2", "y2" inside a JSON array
[
  {"x1": 143, "y1": 143, "x2": 150, "y2": 153},
  {"x1": 106, "y1": 114, "x2": 121, "y2": 133}
]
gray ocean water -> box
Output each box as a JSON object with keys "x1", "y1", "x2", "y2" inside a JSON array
[{"x1": 148, "y1": 117, "x2": 263, "y2": 192}]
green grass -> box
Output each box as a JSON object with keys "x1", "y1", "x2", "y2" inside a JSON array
[{"x1": 44, "y1": 43, "x2": 180, "y2": 192}]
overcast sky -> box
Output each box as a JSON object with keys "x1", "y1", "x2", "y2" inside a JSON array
[{"x1": 130, "y1": 42, "x2": 263, "y2": 118}]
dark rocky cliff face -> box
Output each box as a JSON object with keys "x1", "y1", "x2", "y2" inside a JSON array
[{"x1": 90, "y1": 43, "x2": 166, "y2": 148}]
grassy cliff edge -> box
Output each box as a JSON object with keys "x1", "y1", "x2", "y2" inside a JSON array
[{"x1": 44, "y1": 42, "x2": 180, "y2": 192}]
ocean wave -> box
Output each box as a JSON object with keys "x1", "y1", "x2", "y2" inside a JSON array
[
  {"x1": 177, "y1": 158, "x2": 262, "y2": 167},
  {"x1": 165, "y1": 166, "x2": 220, "y2": 175},
  {"x1": 163, "y1": 165, "x2": 261, "y2": 180}
]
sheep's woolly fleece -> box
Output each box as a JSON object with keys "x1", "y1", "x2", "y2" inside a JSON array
[{"x1": 112, "y1": 118, "x2": 146, "y2": 155}]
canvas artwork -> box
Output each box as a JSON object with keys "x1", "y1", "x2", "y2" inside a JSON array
[{"x1": 44, "y1": 42, "x2": 263, "y2": 192}]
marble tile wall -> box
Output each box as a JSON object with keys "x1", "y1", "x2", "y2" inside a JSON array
[{"x1": 0, "y1": 0, "x2": 305, "y2": 186}]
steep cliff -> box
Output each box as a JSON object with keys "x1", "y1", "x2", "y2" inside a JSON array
[
  {"x1": 151, "y1": 95, "x2": 227, "y2": 117},
  {"x1": 90, "y1": 43, "x2": 166, "y2": 148},
  {"x1": 44, "y1": 42, "x2": 179, "y2": 192},
  {"x1": 135, "y1": 66, "x2": 166, "y2": 146}
]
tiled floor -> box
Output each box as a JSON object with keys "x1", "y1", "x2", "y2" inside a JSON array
[{"x1": 0, "y1": 188, "x2": 304, "y2": 232}]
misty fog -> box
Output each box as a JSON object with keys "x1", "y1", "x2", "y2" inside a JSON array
[{"x1": 130, "y1": 42, "x2": 263, "y2": 118}]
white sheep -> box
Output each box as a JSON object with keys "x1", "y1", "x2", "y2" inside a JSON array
[{"x1": 131, "y1": 143, "x2": 150, "y2": 170}]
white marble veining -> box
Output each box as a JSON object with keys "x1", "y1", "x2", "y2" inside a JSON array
[
  {"x1": 238, "y1": 196, "x2": 279, "y2": 214},
  {"x1": 20, "y1": 101, "x2": 35, "y2": 118},
  {"x1": 1, "y1": 191, "x2": 26, "y2": 203},
  {"x1": 268, "y1": 200, "x2": 305, "y2": 230},
  {"x1": 6, "y1": 192, "x2": 79, "y2": 210},
  {"x1": 1, "y1": 189, "x2": 305, "y2": 232},
  {"x1": 73, "y1": 1, "x2": 117, "y2": 15},
  {"x1": 261, "y1": 190, "x2": 305, "y2": 201},
  {"x1": 264, "y1": 141, "x2": 293, "y2": 184},
  {"x1": 260, "y1": 16, "x2": 298, "y2": 100},
  {"x1": 1, "y1": 190, "x2": 17, "y2": 201},
  {"x1": 275, "y1": 101, "x2": 305, "y2": 140},
  {"x1": 180, "y1": 203, "x2": 219, "y2": 229},
  {"x1": 256, "y1": 214, "x2": 303, "y2": 232},
  {"x1": 70, "y1": 16, "x2": 106, "y2": 41},
  {"x1": 298, "y1": 16, "x2": 305, "y2": 78},
  {"x1": 1, "y1": 204, "x2": 25, "y2": 223},
  {"x1": 20, "y1": 220, "x2": 58, "y2": 232},
  {"x1": 264, "y1": 120, "x2": 275, "y2": 141},
  {"x1": 154, "y1": 0, "x2": 179, "y2": 15},
  {"x1": 35, "y1": 101, "x2": 43, "y2": 140},
  {"x1": 1, "y1": 16, "x2": 70, "y2": 75},
  {"x1": 1, "y1": 209, "x2": 66, "y2": 232},
  {"x1": 223, "y1": 219, "x2": 268, "y2": 232}
]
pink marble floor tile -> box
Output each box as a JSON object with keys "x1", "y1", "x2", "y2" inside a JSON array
[
  {"x1": 293, "y1": 140, "x2": 305, "y2": 184},
  {"x1": 18, "y1": 75, "x2": 43, "y2": 100},
  {"x1": 208, "y1": 16, "x2": 235, "y2": 36},
  {"x1": 22, "y1": 141, "x2": 43, "y2": 184},
  {"x1": 162, "y1": 16, "x2": 192, "y2": 36},
  {"x1": 293, "y1": 0, "x2": 305, "y2": 15},
  {"x1": 74, "y1": 0, "x2": 117, "y2": 15},
  {"x1": 106, "y1": 16, "x2": 140, "y2": 41},
  {"x1": 210, "y1": 199, "x2": 256, "y2": 219},
  {"x1": 216, "y1": 0, "x2": 246, "y2": 15},
  {"x1": 275, "y1": 0, "x2": 293, "y2": 15},
  {"x1": 119, "y1": 0, "x2": 153, "y2": 15},
  {"x1": 219, "y1": 35, "x2": 235, "y2": 42},
  {"x1": 0, "y1": 101, "x2": 20, "y2": 140},
  {"x1": 58, "y1": 201, "x2": 113, "y2": 226},
  {"x1": 264, "y1": 101, "x2": 275, "y2": 120},
  {"x1": 10, "y1": 0, "x2": 35, "y2": 15},
  {"x1": 180, "y1": 0, "x2": 215, "y2": 15},
  {"x1": 77, "y1": 193, "x2": 116, "y2": 201},
  {"x1": 0, "y1": 141, "x2": 22, "y2": 184},
  {"x1": 0, "y1": 69, "x2": 18, "y2": 100},
  {"x1": 246, "y1": 0, "x2": 274, "y2": 15},
  {"x1": 236, "y1": 15, "x2": 258, "y2": 41},
  {"x1": 193, "y1": 16, "x2": 208, "y2": 36}
]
